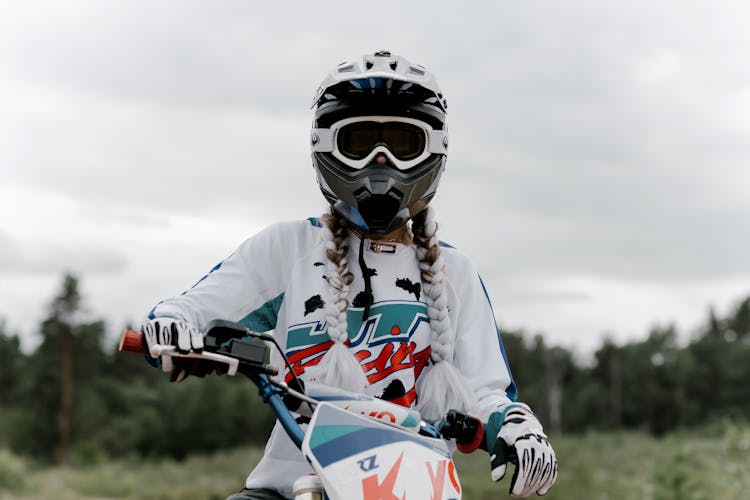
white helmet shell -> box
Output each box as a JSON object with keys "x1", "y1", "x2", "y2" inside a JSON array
[{"x1": 312, "y1": 50, "x2": 447, "y2": 112}]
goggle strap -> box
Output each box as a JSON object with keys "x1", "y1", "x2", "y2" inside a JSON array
[
  {"x1": 311, "y1": 128, "x2": 335, "y2": 152},
  {"x1": 427, "y1": 130, "x2": 449, "y2": 154}
]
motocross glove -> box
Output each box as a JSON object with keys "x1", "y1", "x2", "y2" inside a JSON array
[
  {"x1": 142, "y1": 317, "x2": 204, "y2": 382},
  {"x1": 487, "y1": 403, "x2": 558, "y2": 497}
]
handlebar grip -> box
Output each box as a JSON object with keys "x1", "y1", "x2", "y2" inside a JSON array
[
  {"x1": 119, "y1": 329, "x2": 148, "y2": 355},
  {"x1": 455, "y1": 415, "x2": 485, "y2": 453},
  {"x1": 439, "y1": 410, "x2": 488, "y2": 453}
]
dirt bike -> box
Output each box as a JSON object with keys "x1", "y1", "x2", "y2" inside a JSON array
[{"x1": 119, "y1": 320, "x2": 515, "y2": 500}]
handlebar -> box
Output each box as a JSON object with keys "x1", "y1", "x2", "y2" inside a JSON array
[
  {"x1": 118, "y1": 325, "x2": 497, "y2": 455},
  {"x1": 120, "y1": 328, "x2": 243, "y2": 376},
  {"x1": 120, "y1": 326, "x2": 303, "y2": 445}
]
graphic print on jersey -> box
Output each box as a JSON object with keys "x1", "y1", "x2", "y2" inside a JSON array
[
  {"x1": 395, "y1": 277, "x2": 421, "y2": 300},
  {"x1": 285, "y1": 300, "x2": 431, "y2": 407},
  {"x1": 303, "y1": 294, "x2": 325, "y2": 316}
]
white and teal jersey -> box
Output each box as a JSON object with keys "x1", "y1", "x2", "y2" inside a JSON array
[{"x1": 149, "y1": 218, "x2": 516, "y2": 497}]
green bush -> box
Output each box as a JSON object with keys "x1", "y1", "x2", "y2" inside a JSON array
[{"x1": 0, "y1": 449, "x2": 27, "y2": 492}]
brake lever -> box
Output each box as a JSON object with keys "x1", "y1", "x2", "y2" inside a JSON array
[{"x1": 150, "y1": 344, "x2": 240, "y2": 376}]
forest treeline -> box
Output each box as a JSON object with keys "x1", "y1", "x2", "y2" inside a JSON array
[{"x1": 0, "y1": 274, "x2": 748, "y2": 464}]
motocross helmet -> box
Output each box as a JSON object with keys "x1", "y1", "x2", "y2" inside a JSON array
[{"x1": 311, "y1": 51, "x2": 449, "y2": 234}]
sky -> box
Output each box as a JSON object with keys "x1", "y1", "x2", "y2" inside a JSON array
[{"x1": 1, "y1": 0, "x2": 749, "y2": 356}]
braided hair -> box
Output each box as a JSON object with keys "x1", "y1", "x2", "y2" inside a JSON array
[
  {"x1": 411, "y1": 207, "x2": 476, "y2": 421},
  {"x1": 309, "y1": 206, "x2": 475, "y2": 419},
  {"x1": 303, "y1": 212, "x2": 369, "y2": 393}
]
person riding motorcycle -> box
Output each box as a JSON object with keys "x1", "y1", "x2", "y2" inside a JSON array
[{"x1": 142, "y1": 51, "x2": 558, "y2": 499}]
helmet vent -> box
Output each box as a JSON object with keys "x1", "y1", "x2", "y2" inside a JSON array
[
  {"x1": 389, "y1": 61, "x2": 398, "y2": 70},
  {"x1": 409, "y1": 66, "x2": 425, "y2": 76},
  {"x1": 365, "y1": 61, "x2": 374, "y2": 70},
  {"x1": 338, "y1": 64, "x2": 354, "y2": 73}
]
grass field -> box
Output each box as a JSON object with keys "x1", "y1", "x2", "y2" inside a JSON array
[{"x1": 1, "y1": 424, "x2": 748, "y2": 499}]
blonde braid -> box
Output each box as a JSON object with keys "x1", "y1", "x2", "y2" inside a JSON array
[
  {"x1": 304, "y1": 211, "x2": 368, "y2": 393},
  {"x1": 321, "y1": 212, "x2": 354, "y2": 344},
  {"x1": 412, "y1": 206, "x2": 476, "y2": 420},
  {"x1": 412, "y1": 207, "x2": 452, "y2": 363}
]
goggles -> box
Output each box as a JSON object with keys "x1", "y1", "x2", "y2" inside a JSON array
[{"x1": 311, "y1": 116, "x2": 448, "y2": 170}]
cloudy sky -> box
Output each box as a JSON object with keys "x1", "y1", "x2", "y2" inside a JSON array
[{"x1": 1, "y1": 0, "x2": 749, "y2": 356}]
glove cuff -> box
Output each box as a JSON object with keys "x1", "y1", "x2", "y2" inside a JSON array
[{"x1": 484, "y1": 402, "x2": 538, "y2": 451}]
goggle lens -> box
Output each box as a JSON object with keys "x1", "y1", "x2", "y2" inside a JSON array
[{"x1": 337, "y1": 122, "x2": 426, "y2": 161}]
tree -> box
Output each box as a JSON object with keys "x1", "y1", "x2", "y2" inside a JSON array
[
  {"x1": 0, "y1": 320, "x2": 25, "y2": 406},
  {"x1": 0, "y1": 320, "x2": 26, "y2": 449},
  {"x1": 12, "y1": 274, "x2": 108, "y2": 463},
  {"x1": 679, "y1": 298, "x2": 750, "y2": 426},
  {"x1": 53, "y1": 274, "x2": 79, "y2": 464}
]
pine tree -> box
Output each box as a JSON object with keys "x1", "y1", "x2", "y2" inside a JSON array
[
  {"x1": 0, "y1": 320, "x2": 24, "y2": 405},
  {"x1": 13, "y1": 273, "x2": 107, "y2": 463}
]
